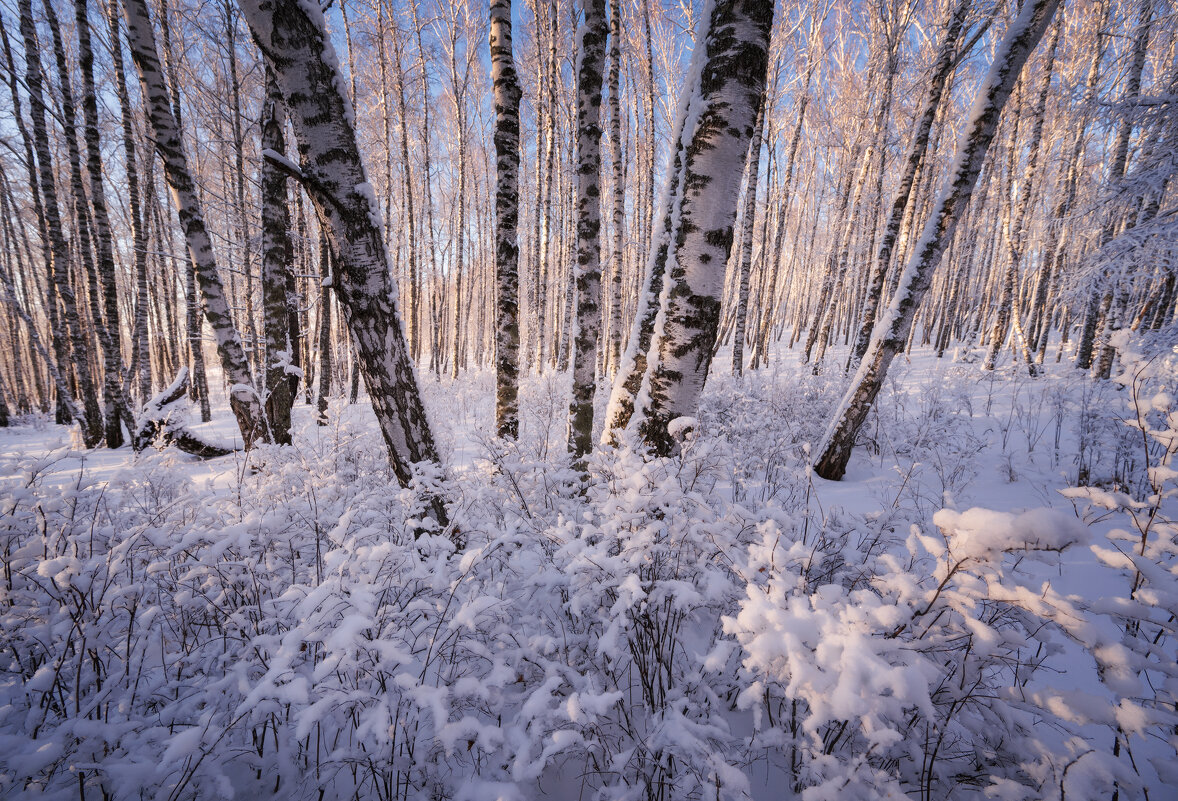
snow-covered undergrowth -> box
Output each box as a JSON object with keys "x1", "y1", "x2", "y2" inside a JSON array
[{"x1": 1, "y1": 345, "x2": 1175, "y2": 800}]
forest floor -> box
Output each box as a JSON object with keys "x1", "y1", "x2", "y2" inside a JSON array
[{"x1": 0, "y1": 339, "x2": 1173, "y2": 800}]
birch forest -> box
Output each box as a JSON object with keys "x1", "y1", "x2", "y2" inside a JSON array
[{"x1": 1, "y1": 0, "x2": 1177, "y2": 796}]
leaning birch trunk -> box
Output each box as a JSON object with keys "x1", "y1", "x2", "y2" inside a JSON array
[
  {"x1": 122, "y1": 0, "x2": 266, "y2": 447},
  {"x1": 75, "y1": 0, "x2": 133, "y2": 446},
  {"x1": 984, "y1": 31, "x2": 1054, "y2": 376},
  {"x1": 18, "y1": 0, "x2": 102, "y2": 447},
  {"x1": 106, "y1": 0, "x2": 151, "y2": 404},
  {"x1": 814, "y1": 0, "x2": 1061, "y2": 481},
  {"x1": 568, "y1": 0, "x2": 608, "y2": 458},
  {"x1": 240, "y1": 0, "x2": 447, "y2": 522},
  {"x1": 491, "y1": 0, "x2": 523, "y2": 439},
  {"x1": 629, "y1": 0, "x2": 774, "y2": 456},
  {"x1": 260, "y1": 66, "x2": 296, "y2": 445},
  {"x1": 732, "y1": 101, "x2": 765, "y2": 378},
  {"x1": 847, "y1": 0, "x2": 971, "y2": 371}
]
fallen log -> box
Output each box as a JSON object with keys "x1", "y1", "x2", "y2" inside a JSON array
[{"x1": 132, "y1": 368, "x2": 234, "y2": 458}]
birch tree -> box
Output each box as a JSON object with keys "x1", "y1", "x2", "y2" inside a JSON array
[
  {"x1": 18, "y1": 0, "x2": 102, "y2": 447},
  {"x1": 604, "y1": 0, "x2": 624, "y2": 376},
  {"x1": 105, "y1": 0, "x2": 151, "y2": 403},
  {"x1": 607, "y1": 0, "x2": 774, "y2": 455},
  {"x1": 239, "y1": 0, "x2": 447, "y2": 521},
  {"x1": 568, "y1": 0, "x2": 608, "y2": 458},
  {"x1": 731, "y1": 101, "x2": 764, "y2": 378},
  {"x1": 260, "y1": 66, "x2": 297, "y2": 444},
  {"x1": 122, "y1": 0, "x2": 267, "y2": 447},
  {"x1": 491, "y1": 0, "x2": 522, "y2": 439},
  {"x1": 74, "y1": 0, "x2": 133, "y2": 446},
  {"x1": 814, "y1": 0, "x2": 1062, "y2": 481},
  {"x1": 847, "y1": 0, "x2": 972, "y2": 371}
]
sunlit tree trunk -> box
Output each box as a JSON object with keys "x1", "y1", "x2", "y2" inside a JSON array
[
  {"x1": 123, "y1": 0, "x2": 266, "y2": 446},
  {"x1": 491, "y1": 0, "x2": 523, "y2": 438},
  {"x1": 618, "y1": 0, "x2": 774, "y2": 455},
  {"x1": 815, "y1": 0, "x2": 1061, "y2": 480},
  {"x1": 568, "y1": 0, "x2": 608, "y2": 458},
  {"x1": 241, "y1": 0, "x2": 447, "y2": 521}
]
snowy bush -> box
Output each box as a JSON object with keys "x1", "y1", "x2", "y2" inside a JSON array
[
  {"x1": 2, "y1": 360, "x2": 1177, "y2": 799},
  {"x1": 1059, "y1": 333, "x2": 1178, "y2": 792}
]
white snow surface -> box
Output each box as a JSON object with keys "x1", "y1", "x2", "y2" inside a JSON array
[{"x1": 1, "y1": 339, "x2": 1175, "y2": 800}]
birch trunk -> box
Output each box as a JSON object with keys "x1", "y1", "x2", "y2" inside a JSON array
[
  {"x1": 123, "y1": 0, "x2": 265, "y2": 447},
  {"x1": 847, "y1": 0, "x2": 971, "y2": 370},
  {"x1": 155, "y1": 0, "x2": 211, "y2": 420},
  {"x1": 732, "y1": 101, "x2": 764, "y2": 378},
  {"x1": 983, "y1": 96, "x2": 1025, "y2": 372},
  {"x1": 814, "y1": 0, "x2": 1061, "y2": 481},
  {"x1": 568, "y1": 0, "x2": 608, "y2": 458},
  {"x1": 389, "y1": 19, "x2": 420, "y2": 359},
  {"x1": 1016, "y1": 16, "x2": 1061, "y2": 356},
  {"x1": 316, "y1": 241, "x2": 331, "y2": 426},
  {"x1": 804, "y1": 145, "x2": 861, "y2": 364},
  {"x1": 1067, "y1": 1, "x2": 1113, "y2": 370},
  {"x1": 752, "y1": 81, "x2": 809, "y2": 369},
  {"x1": 74, "y1": 0, "x2": 134, "y2": 445},
  {"x1": 18, "y1": 0, "x2": 102, "y2": 447},
  {"x1": 0, "y1": 223, "x2": 88, "y2": 432},
  {"x1": 0, "y1": 22, "x2": 67, "y2": 423},
  {"x1": 605, "y1": 0, "x2": 624, "y2": 376},
  {"x1": 240, "y1": 0, "x2": 446, "y2": 515},
  {"x1": 1092, "y1": 0, "x2": 1153, "y2": 379},
  {"x1": 410, "y1": 2, "x2": 437, "y2": 366},
  {"x1": 625, "y1": 0, "x2": 774, "y2": 455},
  {"x1": 491, "y1": 0, "x2": 523, "y2": 439},
  {"x1": 105, "y1": 0, "x2": 151, "y2": 403},
  {"x1": 260, "y1": 66, "x2": 296, "y2": 444},
  {"x1": 600, "y1": 14, "x2": 702, "y2": 442},
  {"x1": 984, "y1": 28, "x2": 1054, "y2": 376}
]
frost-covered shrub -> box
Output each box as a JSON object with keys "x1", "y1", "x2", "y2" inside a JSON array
[
  {"x1": 697, "y1": 367, "x2": 837, "y2": 506},
  {"x1": 519, "y1": 437, "x2": 759, "y2": 799},
  {"x1": 1059, "y1": 333, "x2": 1178, "y2": 791},
  {"x1": 0, "y1": 418, "x2": 482, "y2": 801},
  {"x1": 725, "y1": 492, "x2": 1107, "y2": 800},
  {"x1": 3, "y1": 358, "x2": 1176, "y2": 800}
]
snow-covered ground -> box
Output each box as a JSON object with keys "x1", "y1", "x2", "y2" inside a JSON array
[{"x1": 1, "y1": 340, "x2": 1174, "y2": 800}]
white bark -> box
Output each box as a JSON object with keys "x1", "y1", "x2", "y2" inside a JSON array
[
  {"x1": 568, "y1": 0, "x2": 608, "y2": 458},
  {"x1": 492, "y1": 0, "x2": 523, "y2": 439},
  {"x1": 814, "y1": 0, "x2": 1062, "y2": 480},
  {"x1": 122, "y1": 0, "x2": 266, "y2": 447},
  {"x1": 240, "y1": 0, "x2": 447, "y2": 522},
  {"x1": 626, "y1": 0, "x2": 775, "y2": 455}
]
